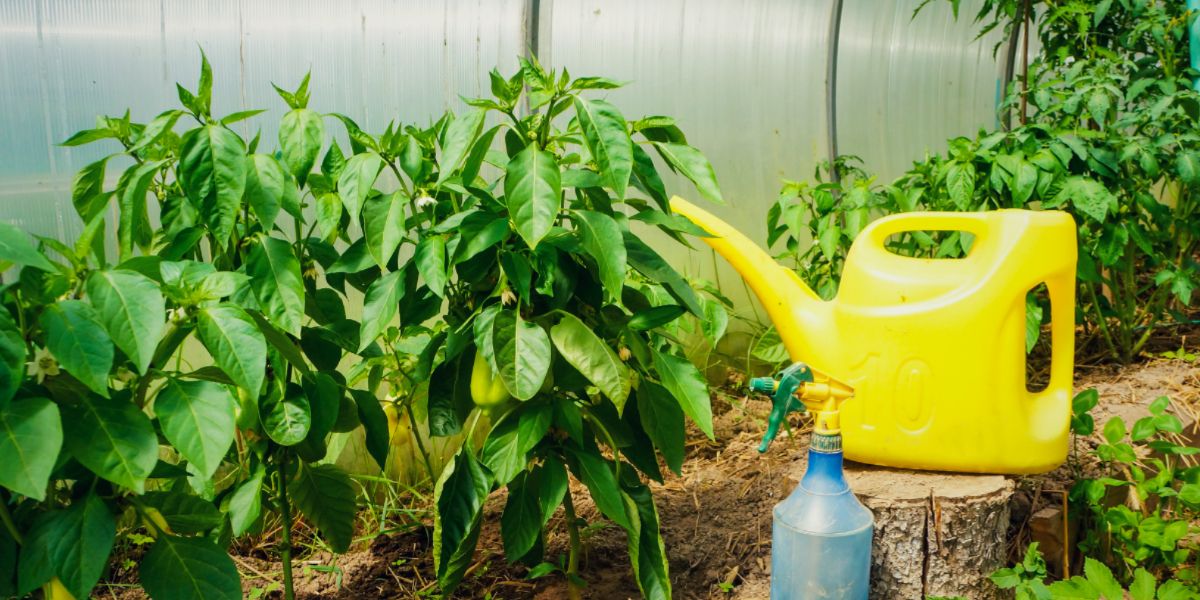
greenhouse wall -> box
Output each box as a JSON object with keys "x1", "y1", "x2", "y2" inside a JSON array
[{"x1": 0, "y1": 0, "x2": 1012, "y2": 335}]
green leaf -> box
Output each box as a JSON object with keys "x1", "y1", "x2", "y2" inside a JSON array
[
  {"x1": 1097, "y1": 223, "x2": 1128, "y2": 267},
  {"x1": 40, "y1": 301, "x2": 113, "y2": 397},
  {"x1": 1157, "y1": 580, "x2": 1193, "y2": 600},
  {"x1": 537, "y1": 454, "x2": 569, "y2": 525},
  {"x1": 245, "y1": 154, "x2": 297, "y2": 231},
  {"x1": 61, "y1": 127, "x2": 118, "y2": 147},
  {"x1": 550, "y1": 313, "x2": 629, "y2": 411},
  {"x1": 434, "y1": 448, "x2": 491, "y2": 594},
  {"x1": 1011, "y1": 158, "x2": 1038, "y2": 204},
  {"x1": 351, "y1": 389, "x2": 390, "y2": 470},
  {"x1": 623, "y1": 482, "x2": 671, "y2": 600},
  {"x1": 1103, "y1": 417, "x2": 1126, "y2": 444},
  {"x1": 140, "y1": 534, "x2": 241, "y2": 600},
  {"x1": 481, "y1": 413, "x2": 525, "y2": 487},
  {"x1": 427, "y1": 352, "x2": 474, "y2": 437},
  {"x1": 500, "y1": 471, "x2": 542, "y2": 561},
  {"x1": 505, "y1": 145, "x2": 562, "y2": 248},
  {"x1": 624, "y1": 232, "x2": 704, "y2": 316},
  {"x1": 296, "y1": 373, "x2": 340, "y2": 461},
  {"x1": 1176, "y1": 152, "x2": 1200, "y2": 185},
  {"x1": 0, "y1": 222, "x2": 55, "y2": 272},
  {"x1": 415, "y1": 235, "x2": 448, "y2": 297},
  {"x1": 491, "y1": 310, "x2": 552, "y2": 401},
  {"x1": 86, "y1": 269, "x2": 165, "y2": 375},
  {"x1": 574, "y1": 97, "x2": 633, "y2": 199},
  {"x1": 651, "y1": 142, "x2": 723, "y2": 204},
  {"x1": 314, "y1": 192, "x2": 343, "y2": 242},
  {"x1": 63, "y1": 394, "x2": 157, "y2": 492},
  {"x1": 179, "y1": 125, "x2": 247, "y2": 244},
  {"x1": 0, "y1": 308, "x2": 22, "y2": 407},
  {"x1": 1083, "y1": 558, "x2": 1122, "y2": 600},
  {"x1": 259, "y1": 382, "x2": 311, "y2": 446},
  {"x1": 359, "y1": 268, "x2": 405, "y2": 350},
  {"x1": 1048, "y1": 577, "x2": 1100, "y2": 598},
  {"x1": 566, "y1": 448, "x2": 630, "y2": 530},
  {"x1": 363, "y1": 191, "x2": 407, "y2": 268},
  {"x1": 19, "y1": 494, "x2": 115, "y2": 599},
  {"x1": 71, "y1": 156, "x2": 111, "y2": 222},
  {"x1": 197, "y1": 305, "x2": 267, "y2": 395},
  {"x1": 945, "y1": 161, "x2": 976, "y2": 209},
  {"x1": 248, "y1": 310, "x2": 311, "y2": 378},
  {"x1": 116, "y1": 159, "x2": 163, "y2": 260},
  {"x1": 290, "y1": 462, "x2": 357, "y2": 553},
  {"x1": 631, "y1": 144, "x2": 669, "y2": 209},
  {"x1": 130, "y1": 109, "x2": 184, "y2": 153},
  {"x1": 572, "y1": 210, "x2": 626, "y2": 301},
  {"x1": 153, "y1": 379, "x2": 236, "y2": 480},
  {"x1": 336, "y1": 152, "x2": 384, "y2": 222},
  {"x1": 437, "y1": 109, "x2": 487, "y2": 186},
  {"x1": 246, "y1": 236, "x2": 305, "y2": 336},
  {"x1": 0, "y1": 398, "x2": 61, "y2": 500},
  {"x1": 1128, "y1": 568, "x2": 1155, "y2": 600},
  {"x1": 1057, "y1": 177, "x2": 1111, "y2": 223},
  {"x1": 636, "y1": 382, "x2": 685, "y2": 474},
  {"x1": 652, "y1": 349, "x2": 713, "y2": 439},
  {"x1": 227, "y1": 468, "x2": 264, "y2": 536},
  {"x1": 279, "y1": 108, "x2": 324, "y2": 187},
  {"x1": 139, "y1": 491, "x2": 222, "y2": 534}
]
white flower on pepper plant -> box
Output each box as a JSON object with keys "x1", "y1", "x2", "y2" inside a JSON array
[
  {"x1": 167, "y1": 307, "x2": 187, "y2": 323},
  {"x1": 501, "y1": 288, "x2": 517, "y2": 306},
  {"x1": 27, "y1": 346, "x2": 60, "y2": 384},
  {"x1": 414, "y1": 195, "x2": 436, "y2": 210}
]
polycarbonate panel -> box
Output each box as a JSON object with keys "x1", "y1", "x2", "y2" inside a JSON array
[
  {"x1": 542, "y1": 0, "x2": 837, "y2": 332},
  {"x1": 0, "y1": 0, "x2": 526, "y2": 241},
  {"x1": 836, "y1": 0, "x2": 1009, "y2": 181}
]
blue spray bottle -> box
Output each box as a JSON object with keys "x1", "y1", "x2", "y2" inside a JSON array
[{"x1": 750, "y1": 363, "x2": 874, "y2": 599}]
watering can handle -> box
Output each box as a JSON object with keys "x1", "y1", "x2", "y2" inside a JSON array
[
  {"x1": 1035, "y1": 270, "x2": 1075, "y2": 399},
  {"x1": 863, "y1": 212, "x2": 991, "y2": 254}
]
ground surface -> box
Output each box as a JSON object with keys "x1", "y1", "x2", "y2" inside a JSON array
[{"x1": 99, "y1": 356, "x2": 1200, "y2": 600}]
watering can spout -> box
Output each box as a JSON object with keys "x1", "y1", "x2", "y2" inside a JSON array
[{"x1": 669, "y1": 196, "x2": 829, "y2": 363}]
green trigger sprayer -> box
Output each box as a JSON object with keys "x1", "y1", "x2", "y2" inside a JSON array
[{"x1": 750, "y1": 363, "x2": 872, "y2": 599}]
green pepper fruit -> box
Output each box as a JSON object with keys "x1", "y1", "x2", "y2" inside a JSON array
[{"x1": 470, "y1": 350, "x2": 511, "y2": 408}]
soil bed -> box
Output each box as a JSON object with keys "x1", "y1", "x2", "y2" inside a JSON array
[{"x1": 100, "y1": 358, "x2": 1200, "y2": 599}]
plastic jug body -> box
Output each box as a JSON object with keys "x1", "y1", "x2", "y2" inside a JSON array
[
  {"x1": 827, "y1": 210, "x2": 1076, "y2": 474},
  {"x1": 771, "y1": 446, "x2": 873, "y2": 599},
  {"x1": 670, "y1": 197, "x2": 1077, "y2": 474}
]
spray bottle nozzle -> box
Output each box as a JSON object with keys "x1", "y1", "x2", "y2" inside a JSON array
[{"x1": 749, "y1": 362, "x2": 855, "y2": 453}]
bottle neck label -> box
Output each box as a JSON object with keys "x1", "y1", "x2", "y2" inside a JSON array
[{"x1": 811, "y1": 432, "x2": 842, "y2": 453}]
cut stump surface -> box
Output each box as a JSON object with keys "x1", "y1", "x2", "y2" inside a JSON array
[{"x1": 828, "y1": 463, "x2": 1014, "y2": 600}]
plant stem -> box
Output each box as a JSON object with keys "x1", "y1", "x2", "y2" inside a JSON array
[
  {"x1": 1085, "y1": 283, "x2": 1120, "y2": 361},
  {"x1": 0, "y1": 494, "x2": 24, "y2": 545},
  {"x1": 561, "y1": 488, "x2": 583, "y2": 600},
  {"x1": 406, "y1": 402, "x2": 437, "y2": 484},
  {"x1": 276, "y1": 452, "x2": 296, "y2": 600}
]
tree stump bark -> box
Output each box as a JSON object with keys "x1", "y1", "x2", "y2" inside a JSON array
[{"x1": 842, "y1": 463, "x2": 1014, "y2": 600}]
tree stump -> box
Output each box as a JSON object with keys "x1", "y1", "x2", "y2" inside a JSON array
[{"x1": 842, "y1": 463, "x2": 1014, "y2": 600}]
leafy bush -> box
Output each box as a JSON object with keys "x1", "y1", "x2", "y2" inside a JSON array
[
  {"x1": 0, "y1": 52, "x2": 725, "y2": 600},
  {"x1": 0, "y1": 55, "x2": 398, "y2": 600},
  {"x1": 413, "y1": 58, "x2": 727, "y2": 599},
  {"x1": 983, "y1": 542, "x2": 1199, "y2": 600},
  {"x1": 1070, "y1": 394, "x2": 1200, "y2": 588},
  {"x1": 769, "y1": 0, "x2": 1200, "y2": 363}
]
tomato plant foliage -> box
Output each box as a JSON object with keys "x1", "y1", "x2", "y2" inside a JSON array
[{"x1": 771, "y1": 0, "x2": 1200, "y2": 364}]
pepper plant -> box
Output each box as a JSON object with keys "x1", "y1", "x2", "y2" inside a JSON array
[
  {"x1": 356, "y1": 58, "x2": 727, "y2": 599},
  {"x1": 0, "y1": 55, "x2": 396, "y2": 600},
  {"x1": 769, "y1": 0, "x2": 1200, "y2": 364}
]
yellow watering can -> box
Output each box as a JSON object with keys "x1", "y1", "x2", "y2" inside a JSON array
[{"x1": 671, "y1": 196, "x2": 1077, "y2": 474}]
